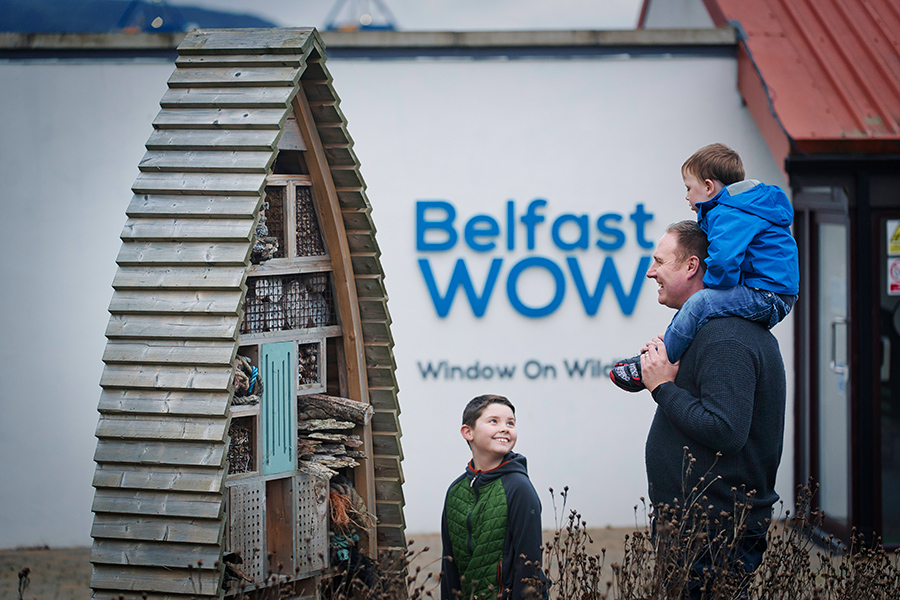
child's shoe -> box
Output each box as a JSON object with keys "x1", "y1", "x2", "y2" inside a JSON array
[{"x1": 609, "y1": 355, "x2": 645, "y2": 392}]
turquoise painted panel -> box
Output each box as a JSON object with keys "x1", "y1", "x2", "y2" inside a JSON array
[{"x1": 261, "y1": 341, "x2": 296, "y2": 475}]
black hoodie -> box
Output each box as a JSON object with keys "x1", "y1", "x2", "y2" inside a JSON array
[{"x1": 441, "y1": 452, "x2": 548, "y2": 599}]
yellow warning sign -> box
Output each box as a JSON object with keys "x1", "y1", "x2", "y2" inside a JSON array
[{"x1": 889, "y1": 220, "x2": 900, "y2": 255}]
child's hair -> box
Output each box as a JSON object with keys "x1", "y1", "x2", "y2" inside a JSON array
[
  {"x1": 666, "y1": 220, "x2": 709, "y2": 266},
  {"x1": 462, "y1": 394, "x2": 516, "y2": 427},
  {"x1": 682, "y1": 143, "x2": 745, "y2": 185}
]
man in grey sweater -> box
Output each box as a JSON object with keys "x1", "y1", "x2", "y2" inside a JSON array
[{"x1": 640, "y1": 220, "x2": 787, "y2": 598}]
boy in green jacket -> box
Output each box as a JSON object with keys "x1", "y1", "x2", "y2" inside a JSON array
[{"x1": 440, "y1": 395, "x2": 548, "y2": 600}]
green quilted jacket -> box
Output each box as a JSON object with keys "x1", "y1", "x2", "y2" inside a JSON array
[{"x1": 440, "y1": 452, "x2": 548, "y2": 600}]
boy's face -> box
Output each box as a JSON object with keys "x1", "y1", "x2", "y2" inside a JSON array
[
  {"x1": 682, "y1": 171, "x2": 719, "y2": 212},
  {"x1": 461, "y1": 403, "x2": 517, "y2": 464}
]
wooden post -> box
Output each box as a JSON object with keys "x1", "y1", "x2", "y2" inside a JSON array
[{"x1": 292, "y1": 85, "x2": 377, "y2": 556}]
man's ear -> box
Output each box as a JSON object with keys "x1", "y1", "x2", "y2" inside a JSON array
[
  {"x1": 461, "y1": 424, "x2": 474, "y2": 442},
  {"x1": 685, "y1": 255, "x2": 703, "y2": 278}
]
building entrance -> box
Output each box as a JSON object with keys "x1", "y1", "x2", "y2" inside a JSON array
[{"x1": 791, "y1": 160, "x2": 900, "y2": 547}]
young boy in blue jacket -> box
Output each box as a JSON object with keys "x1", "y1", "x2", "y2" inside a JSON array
[
  {"x1": 441, "y1": 395, "x2": 548, "y2": 599},
  {"x1": 611, "y1": 143, "x2": 799, "y2": 392}
]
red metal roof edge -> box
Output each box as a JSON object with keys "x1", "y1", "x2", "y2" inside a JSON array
[
  {"x1": 705, "y1": 0, "x2": 900, "y2": 166},
  {"x1": 702, "y1": 0, "x2": 729, "y2": 28},
  {"x1": 734, "y1": 44, "x2": 793, "y2": 179},
  {"x1": 636, "y1": 0, "x2": 651, "y2": 28}
]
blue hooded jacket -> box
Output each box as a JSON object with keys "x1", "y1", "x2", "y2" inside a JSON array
[{"x1": 696, "y1": 180, "x2": 800, "y2": 295}]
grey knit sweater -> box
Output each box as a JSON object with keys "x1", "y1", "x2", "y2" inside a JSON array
[{"x1": 646, "y1": 317, "x2": 786, "y2": 529}]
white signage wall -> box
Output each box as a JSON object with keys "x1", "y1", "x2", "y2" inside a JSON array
[
  {"x1": 327, "y1": 54, "x2": 794, "y2": 533},
  {"x1": 0, "y1": 46, "x2": 794, "y2": 546},
  {"x1": 0, "y1": 59, "x2": 173, "y2": 547}
]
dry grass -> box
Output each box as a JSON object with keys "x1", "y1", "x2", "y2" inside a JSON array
[
  {"x1": 329, "y1": 482, "x2": 899, "y2": 600},
  {"x1": 0, "y1": 546, "x2": 91, "y2": 600},
  {"x1": 4, "y1": 482, "x2": 898, "y2": 600}
]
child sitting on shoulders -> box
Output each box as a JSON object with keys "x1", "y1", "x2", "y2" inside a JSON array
[{"x1": 610, "y1": 143, "x2": 799, "y2": 392}]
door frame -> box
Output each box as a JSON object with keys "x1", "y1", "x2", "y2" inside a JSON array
[
  {"x1": 793, "y1": 187, "x2": 854, "y2": 542},
  {"x1": 788, "y1": 156, "x2": 900, "y2": 547}
]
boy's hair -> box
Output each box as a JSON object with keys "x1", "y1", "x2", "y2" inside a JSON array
[
  {"x1": 682, "y1": 143, "x2": 745, "y2": 185},
  {"x1": 462, "y1": 394, "x2": 515, "y2": 427},
  {"x1": 666, "y1": 220, "x2": 709, "y2": 268}
]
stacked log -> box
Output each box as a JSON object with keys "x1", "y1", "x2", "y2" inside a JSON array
[{"x1": 297, "y1": 394, "x2": 373, "y2": 478}]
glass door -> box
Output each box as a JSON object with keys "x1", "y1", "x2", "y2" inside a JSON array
[
  {"x1": 878, "y1": 214, "x2": 900, "y2": 544},
  {"x1": 816, "y1": 219, "x2": 850, "y2": 528}
]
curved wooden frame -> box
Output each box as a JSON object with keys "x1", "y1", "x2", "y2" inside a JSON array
[{"x1": 89, "y1": 28, "x2": 404, "y2": 599}]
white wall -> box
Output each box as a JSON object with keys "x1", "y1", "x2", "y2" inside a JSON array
[
  {"x1": 327, "y1": 54, "x2": 793, "y2": 534},
  {"x1": 0, "y1": 59, "x2": 173, "y2": 548},
  {"x1": 0, "y1": 50, "x2": 793, "y2": 547},
  {"x1": 641, "y1": 0, "x2": 714, "y2": 28}
]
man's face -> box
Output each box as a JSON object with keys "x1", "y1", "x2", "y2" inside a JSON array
[{"x1": 646, "y1": 232, "x2": 695, "y2": 310}]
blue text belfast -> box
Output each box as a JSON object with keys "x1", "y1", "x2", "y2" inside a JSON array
[{"x1": 415, "y1": 199, "x2": 655, "y2": 318}]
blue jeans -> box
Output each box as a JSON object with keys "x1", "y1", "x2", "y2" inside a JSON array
[{"x1": 664, "y1": 286, "x2": 797, "y2": 363}]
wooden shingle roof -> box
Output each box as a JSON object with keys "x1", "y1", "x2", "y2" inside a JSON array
[{"x1": 90, "y1": 28, "x2": 404, "y2": 599}]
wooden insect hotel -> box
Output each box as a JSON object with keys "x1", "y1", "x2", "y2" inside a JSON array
[{"x1": 89, "y1": 28, "x2": 405, "y2": 599}]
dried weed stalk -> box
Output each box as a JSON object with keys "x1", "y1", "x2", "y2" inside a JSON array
[
  {"x1": 522, "y1": 453, "x2": 900, "y2": 600},
  {"x1": 14, "y1": 472, "x2": 899, "y2": 600}
]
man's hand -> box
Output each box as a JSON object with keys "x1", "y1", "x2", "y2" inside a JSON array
[
  {"x1": 640, "y1": 333, "x2": 666, "y2": 355},
  {"x1": 640, "y1": 338, "x2": 679, "y2": 391}
]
